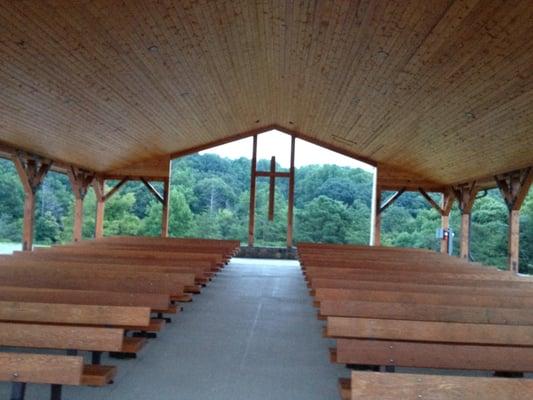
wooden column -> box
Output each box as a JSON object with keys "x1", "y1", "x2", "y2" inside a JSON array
[
  {"x1": 248, "y1": 135, "x2": 258, "y2": 246},
  {"x1": 161, "y1": 177, "x2": 170, "y2": 237},
  {"x1": 369, "y1": 169, "x2": 380, "y2": 246},
  {"x1": 495, "y1": 168, "x2": 533, "y2": 273},
  {"x1": 92, "y1": 176, "x2": 129, "y2": 239},
  {"x1": 12, "y1": 153, "x2": 52, "y2": 251},
  {"x1": 287, "y1": 136, "x2": 296, "y2": 248},
  {"x1": 453, "y1": 183, "x2": 478, "y2": 261},
  {"x1": 67, "y1": 167, "x2": 95, "y2": 242},
  {"x1": 268, "y1": 156, "x2": 276, "y2": 221},
  {"x1": 418, "y1": 188, "x2": 455, "y2": 254},
  {"x1": 439, "y1": 190, "x2": 455, "y2": 253},
  {"x1": 92, "y1": 177, "x2": 105, "y2": 239}
]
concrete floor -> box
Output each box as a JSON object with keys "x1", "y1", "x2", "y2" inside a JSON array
[{"x1": 0, "y1": 258, "x2": 347, "y2": 400}]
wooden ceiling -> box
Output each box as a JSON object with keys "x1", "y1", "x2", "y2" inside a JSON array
[{"x1": 0, "y1": 0, "x2": 532, "y2": 185}]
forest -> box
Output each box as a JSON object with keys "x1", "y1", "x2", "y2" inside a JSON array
[{"x1": 0, "y1": 154, "x2": 531, "y2": 273}]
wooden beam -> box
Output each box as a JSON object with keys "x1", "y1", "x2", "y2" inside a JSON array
[
  {"x1": 418, "y1": 188, "x2": 445, "y2": 215},
  {"x1": 255, "y1": 171, "x2": 290, "y2": 178},
  {"x1": 453, "y1": 182, "x2": 478, "y2": 261},
  {"x1": 103, "y1": 176, "x2": 128, "y2": 202},
  {"x1": 67, "y1": 167, "x2": 95, "y2": 242},
  {"x1": 248, "y1": 135, "x2": 258, "y2": 246},
  {"x1": 140, "y1": 178, "x2": 164, "y2": 204},
  {"x1": 11, "y1": 153, "x2": 52, "y2": 251},
  {"x1": 161, "y1": 177, "x2": 170, "y2": 238},
  {"x1": 169, "y1": 124, "x2": 378, "y2": 167},
  {"x1": 92, "y1": 176, "x2": 105, "y2": 239},
  {"x1": 268, "y1": 156, "x2": 276, "y2": 221},
  {"x1": 287, "y1": 135, "x2": 296, "y2": 248},
  {"x1": 378, "y1": 188, "x2": 406, "y2": 214},
  {"x1": 495, "y1": 167, "x2": 533, "y2": 272}
]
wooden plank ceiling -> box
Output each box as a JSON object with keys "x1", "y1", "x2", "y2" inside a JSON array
[{"x1": 0, "y1": 0, "x2": 532, "y2": 185}]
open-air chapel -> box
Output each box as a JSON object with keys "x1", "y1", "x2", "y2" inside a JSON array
[{"x1": 0, "y1": 1, "x2": 533, "y2": 399}]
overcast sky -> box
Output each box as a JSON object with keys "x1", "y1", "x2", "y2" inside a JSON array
[{"x1": 200, "y1": 130, "x2": 374, "y2": 171}]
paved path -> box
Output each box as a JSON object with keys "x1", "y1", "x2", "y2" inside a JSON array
[{"x1": 0, "y1": 258, "x2": 346, "y2": 399}]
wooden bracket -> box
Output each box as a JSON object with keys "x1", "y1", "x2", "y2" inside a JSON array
[
  {"x1": 378, "y1": 188, "x2": 406, "y2": 214},
  {"x1": 452, "y1": 181, "x2": 478, "y2": 214},
  {"x1": 494, "y1": 167, "x2": 533, "y2": 211},
  {"x1": 67, "y1": 166, "x2": 95, "y2": 200},
  {"x1": 140, "y1": 177, "x2": 164, "y2": 204},
  {"x1": 103, "y1": 176, "x2": 129, "y2": 202},
  {"x1": 12, "y1": 152, "x2": 52, "y2": 194},
  {"x1": 418, "y1": 188, "x2": 455, "y2": 216}
]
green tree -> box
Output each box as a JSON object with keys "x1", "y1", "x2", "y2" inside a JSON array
[{"x1": 295, "y1": 195, "x2": 352, "y2": 243}]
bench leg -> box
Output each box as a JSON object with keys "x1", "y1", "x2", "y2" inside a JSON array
[
  {"x1": 50, "y1": 384, "x2": 62, "y2": 400},
  {"x1": 346, "y1": 364, "x2": 380, "y2": 371},
  {"x1": 494, "y1": 371, "x2": 524, "y2": 378},
  {"x1": 92, "y1": 351, "x2": 102, "y2": 365},
  {"x1": 10, "y1": 382, "x2": 26, "y2": 400},
  {"x1": 109, "y1": 352, "x2": 137, "y2": 359},
  {"x1": 133, "y1": 331, "x2": 157, "y2": 339},
  {"x1": 157, "y1": 312, "x2": 172, "y2": 323}
]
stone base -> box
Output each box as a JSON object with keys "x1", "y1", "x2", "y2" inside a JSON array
[{"x1": 236, "y1": 246, "x2": 298, "y2": 260}]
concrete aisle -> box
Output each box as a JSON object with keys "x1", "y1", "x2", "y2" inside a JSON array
[{"x1": 0, "y1": 258, "x2": 347, "y2": 400}]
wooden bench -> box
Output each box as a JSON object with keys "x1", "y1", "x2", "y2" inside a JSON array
[
  {"x1": 0, "y1": 322, "x2": 124, "y2": 387},
  {"x1": 298, "y1": 244, "x2": 533, "y2": 399},
  {"x1": 0, "y1": 352, "x2": 83, "y2": 400},
  {"x1": 0, "y1": 286, "x2": 172, "y2": 313},
  {"x1": 343, "y1": 371, "x2": 533, "y2": 400}
]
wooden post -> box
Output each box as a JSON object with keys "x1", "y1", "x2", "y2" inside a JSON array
[
  {"x1": 67, "y1": 167, "x2": 95, "y2": 242},
  {"x1": 248, "y1": 135, "x2": 258, "y2": 246},
  {"x1": 440, "y1": 191, "x2": 455, "y2": 254},
  {"x1": 370, "y1": 169, "x2": 381, "y2": 246},
  {"x1": 161, "y1": 177, "x2": 170, "y2": 237},
  {"x1": 92, "y1": 177, "x2": 105, "y2": 239},
  {"x1": 268, "y1": 156, "x2": 276, "y2": 221},
  {"x1": 453, "y1": 183, "x2": 478, "y2": 261},
  {"x1": 12, "y1": 153, "x2": 52, "y2": 251},
  {"x1": 287, "y1": 136, "x2": 296, "y2": 248},
  {"x1": 495, "y1": 168, "x2": 533, "y2": 273}
]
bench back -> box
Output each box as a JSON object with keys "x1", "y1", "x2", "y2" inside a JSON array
[
  {"x1": 0, "y1": 353, "x2": 83, "y2": 386},
  {"x1": 0, "y1": 301, "x2": 150, "y2": 327},
  {"x1": 0, "y1": 322, "x2": 124, "y2": 352},
  {"x1": 350, "y1": 371, "x2": 533, "y2": 400},
  {"x1": 0, "y1": 286, "x2": 170, "y2": 311}
]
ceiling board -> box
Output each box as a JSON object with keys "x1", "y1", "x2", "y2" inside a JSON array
[{"x1": 0, "y1": 0, "x2": 531, "y2": 184}]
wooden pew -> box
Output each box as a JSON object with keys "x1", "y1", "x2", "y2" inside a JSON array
[
  {"x1": 0, "y1": 256, "x2": 212, "y2": 284},
  {"x1": 310, "y1": 279, "x2": 533, "y2": 298},
  {"x1": 320, "y1": 300, "x2": 533, "y2": 325},
  {"x1": 328, "y1": 317, "x2": 533, "y2": 372},
  {"x1": 29, "y1": 247, "x2": 226, "y2": 267},
  {"x1": 14, "y1": 251, "x2": 220, "y2": 273},
  {"x1": 0, "y1": 269, "x2": 187, "y2": 298},
  {"x1": 0, "y1": 263, "x2": 197, "y2": 293},
  {"x1": 344, "y1": 371, "x2": 533, "y2": 400},
  {"x1": 0, "y1": 286, "x2": 173, "y2": 313},
  {"x1": 315, "y1": 287, "x2": 533, "y2": 308},
  {"x1": 0, "y1": 323, "x2": 125, "y2": 386},
  {"x1": 0, "y1": 301, "x2": 150, "y2": 327},
  {"x1": 0, "y1": 352, "x2": 83, "y2": 400}
]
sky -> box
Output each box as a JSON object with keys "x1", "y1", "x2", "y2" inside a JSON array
[{"x1": 199, "y1": 130, "x2": 374, "y2": 171}]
